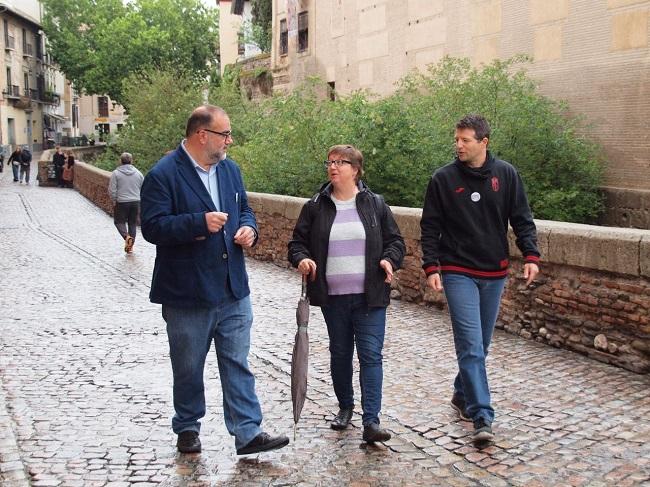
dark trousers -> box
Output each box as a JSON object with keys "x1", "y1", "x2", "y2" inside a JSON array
[
  {"x1": 113, "y1": 201, "x2": 140, "y2": 239},
  {"x1": 321, "y1": 294, "x2": 387, "y2": 426},
  {"x1": 55, "y1": 166, "x2": 64, "y2": 187}
]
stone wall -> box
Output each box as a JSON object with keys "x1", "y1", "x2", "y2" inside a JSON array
[
  {"x1": 248, "y1": 194, "x2": 650, "y2": 375},
  {"x1": 600, "y1": 186, "x2": 650, "y2": 230},
  {"x1": 67, "y1": 166, "x2": 650, "y2": 374},
  {"x1": 37, "y1": 146, "x2": 107, "y2": 189}
]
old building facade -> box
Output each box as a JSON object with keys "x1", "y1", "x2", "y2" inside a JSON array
[
  {"x1": 270, "y1": 0, "x2": 650, "y2": 226},
  {"x1": 217, "y1": 0, "x2": 263, "y2": 73},
  {"x1": 0, "y1": 3, "x2": 47, "y2": 153}
]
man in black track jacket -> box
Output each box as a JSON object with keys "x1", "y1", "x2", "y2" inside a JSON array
[{"x1": 420, "y1": 114, "x2": 540, "y2": 443}]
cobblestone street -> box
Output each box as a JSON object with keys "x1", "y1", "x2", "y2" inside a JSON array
[{"x1": 0, "y1": 167, "x2": 649, "y2": 486}]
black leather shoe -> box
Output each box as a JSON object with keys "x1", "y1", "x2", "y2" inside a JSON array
[
  {"x1": 177, "y1": 430, "x2": 201, "y2": 453},
  {"x1": 236, "y1": 432, "x2": 289, "y2": 455},
  {"x1": 330, "y1": 407, "x2": 354, "y2": 430},
  {"x1": 362, "y1": 423, "x2": 391, "y2": 443}
]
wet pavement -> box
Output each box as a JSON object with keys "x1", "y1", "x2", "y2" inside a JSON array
[{"x1": 0, "y1": 166, "x2": 649, "y2": 486}]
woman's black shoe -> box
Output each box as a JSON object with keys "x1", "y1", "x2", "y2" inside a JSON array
[
  {"x1": 330, "y1": 407, "x2": 354, "y2": 430},
  {"x1": 362, "y1": 423, "x2": 391, "y2": 443},
  {"x1": 176, "y1": 430, "x2": 201, "y2": 453}
]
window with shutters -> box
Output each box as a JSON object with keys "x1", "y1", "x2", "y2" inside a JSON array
[{"x1": 98, "y1": 96, "x2": 109, "y2": 117}]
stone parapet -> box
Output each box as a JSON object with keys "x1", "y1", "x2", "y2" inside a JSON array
[
  {"x1": 247, "y1": 192, "x2": 650, "y2": 374},
  {"x1": 65, "y1": 166, "x2": 650, "y2": 373},
  {"x1": 73, "y1": 162, "x2": 114, "y2": 216},
  {"x1": 36, "y1": 146, "x2": 106, "y2": 188}
]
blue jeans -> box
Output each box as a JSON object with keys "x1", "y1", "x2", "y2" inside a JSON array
[
  {"x1": 11, "y1": 163, "x2": 19, "y2": 181},
  {"x1": 321, "y1": 294, "x2": 387, "y2": 426},
  {"x1": 162, "y1": 295, "x2": 262, "y2": 449},
  {"x1": 442, "y1": 274, "x2": 506, "y2": 423}
]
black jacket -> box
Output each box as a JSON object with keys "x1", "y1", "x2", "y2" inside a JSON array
[
  {"x1": 53, "y1": 152, "x2": 66, "y2": 168},
  {"x1": 288, "y1": 181, "x2": 405, "y2": 307},
  {"x1": 420, "y1": 152, "x2": 540, "y2": 278}
]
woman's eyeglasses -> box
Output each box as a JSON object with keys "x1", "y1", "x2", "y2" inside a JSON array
[{"x1": 324, "y1": 159, "x2": 351, "y2": 168}]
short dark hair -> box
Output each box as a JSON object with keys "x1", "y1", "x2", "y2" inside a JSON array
[
  {"x1": 120, "y1": 152, "x2": 133, "y2": 164},
  {"x1": 185, "y1": 105, "x2": 227, "y2": 137},
  {"x1": 327, "y1": 144, "x2": 364, "y2": 182},
  {"x1": 456, "y1": 114, "x2": 491, "y2": 141}
]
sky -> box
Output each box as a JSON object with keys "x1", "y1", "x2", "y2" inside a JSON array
[{"x1": 2, "y1": 0, "x2": 219, "y2": 24}]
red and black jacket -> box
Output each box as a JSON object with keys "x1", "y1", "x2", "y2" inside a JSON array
[{"x1": 420, "y1": 152, "x2": 540, "y2": 279}]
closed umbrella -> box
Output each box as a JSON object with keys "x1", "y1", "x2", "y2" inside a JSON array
[{"x1": 291, "y1": 275, "x2": 310, "y2": 440}]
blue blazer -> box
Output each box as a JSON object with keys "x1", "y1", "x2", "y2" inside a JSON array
[{"x1": 140, "y1": 146, "x2": 258, "y2": 308}]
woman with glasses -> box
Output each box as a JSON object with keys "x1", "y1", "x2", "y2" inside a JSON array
[{"x1": 288, "y1": 144, "x2": 405, "y2": 444}]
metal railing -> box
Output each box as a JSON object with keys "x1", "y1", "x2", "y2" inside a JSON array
[{"x1": 3, "y1": 85, "x2": 20, "y2": 97}]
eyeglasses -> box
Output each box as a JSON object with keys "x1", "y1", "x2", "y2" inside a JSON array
[
  {"x1": 200, "y1": 128, "x2": 233, "y2": 140},
  {"x1": 324, "y1": 159, "x2": 351, "y2": 168}
]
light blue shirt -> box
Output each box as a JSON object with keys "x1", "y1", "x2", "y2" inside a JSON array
[{"x1": 181, "y1": 141, "x2": 221, "y2": 211}]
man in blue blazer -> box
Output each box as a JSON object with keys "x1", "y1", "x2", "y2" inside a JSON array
[{"x1": 141, "y1": 105, "x2": 289, "y2": 455}]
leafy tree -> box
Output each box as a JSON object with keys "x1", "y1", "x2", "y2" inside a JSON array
[
  {"x1": 93, "y1": 56, "x2": 604, "y2": 223},
  {"x1": 41, "y1": 0, "x2": 218, "y2": 106},
  {"x1": 93, "y1": 67, "x2": 202, "y2": 172},
  {"x1": 248, "y1": 0, "x2": 272, "y2": 52}
]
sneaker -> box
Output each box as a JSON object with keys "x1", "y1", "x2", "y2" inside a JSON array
[
  {"x1": 176, "y1": 430, "x2": 201, "y2": 454},
  {"x1": 450, "y1": 394, "x2": 471, "y2": 421},
  {"x1": 472, "y1": 418, "x2": 494, "y2": 442},
  {"x1": 124, "y1": 235, "x2": 135, "y2": 253}
]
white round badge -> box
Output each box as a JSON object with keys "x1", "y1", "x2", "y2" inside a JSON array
[{"x1": 471, "y1": 192, "x2": 481, "y2": 202}]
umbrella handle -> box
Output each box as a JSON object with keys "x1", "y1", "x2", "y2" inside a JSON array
[{"x1": 301, "y1": 274, "x2": 307, "y2": 298}]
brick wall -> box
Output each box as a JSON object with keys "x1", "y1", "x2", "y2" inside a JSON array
[
  {"x1": 248, "y1": 194, "x2": 650, "y2": 374},
  {"x1": 67, "y1": 166, "x2": 650, "y2": 374}
]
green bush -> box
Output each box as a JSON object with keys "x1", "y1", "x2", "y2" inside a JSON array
[
  {"x1": 231, "y1": 56, "x2": 604, "y2": 223},
  {"x1": 93, "y1": 67, "x2": 203, "y2": 173},
  {"x1": 93, "y1": 57, "x2": 604, "y2": 223}
]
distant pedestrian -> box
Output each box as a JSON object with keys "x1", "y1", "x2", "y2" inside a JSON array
[
  {"x1": 140, "y1": 104, "x2": 289, "y2": 455},
  {"x1": 0, "y1": 152, "x2": 4, "y2": 173},
  {"x1": 7, "y1": 146, "x2": 22, "y2": 182},
  {"x1": 108, "y1": 152, "x2": 144, "y2": 253},
  {"x1": 288, "y1": 144, "x2": 405, "y2": 444},
  {"x1": 52, "y1": 146, "x2": 66, "y2": 187},
  {"x1": 62, "y1": 152, "x2": 74, "y2": 188},
  {"x1": 18, "y1": 146, "x2": 32, "y2": 184},
  {"x1": 420, "y1": 114, "x2": 540, "y2": 443}
]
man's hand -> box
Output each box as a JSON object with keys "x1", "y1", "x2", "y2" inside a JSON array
[
  {"x1": 523, "y1": 263, "x2": 539, "y2": 286},
  {"x1": 205, "y1": 212, "x2": 228, "y2": 233},
  {"x1": 426, "y1": 273, "x2": 443, "y2": 292},
  {"x1": 297, "y1": 258, "x2": 317, "y2": 281},
  {"x1": 234, "y1": 226, "x2": 256, "y2": 248},
  {"x1": 379, "y1": 259, "x2": 394, "y2": 284}
]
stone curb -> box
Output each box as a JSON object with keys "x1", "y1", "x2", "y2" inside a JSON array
[{"x1": 0, "y1": 377, "x2": 29, "y2": 487}]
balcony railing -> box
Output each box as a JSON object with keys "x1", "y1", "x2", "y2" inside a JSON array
[
  {"x1": 3, "y1": 85, "x2": 20, "y2": 98},
  {"x1": 23, "y1": 43, "x2": 33, "y2": 57},
  {"x1": 40, "y1": 91, "x2": 61, "y2": 105},
  {"x1": 5, "y1": 36, "x2": 15, "y2": 50}
]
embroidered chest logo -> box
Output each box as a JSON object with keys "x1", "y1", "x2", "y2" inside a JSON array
[
  {"x1": 491, "y1": 176, "x2": 500, "y2": 192},
  {"x1": 454, "y1": 187, "x2": 465, "y2": 194}
]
